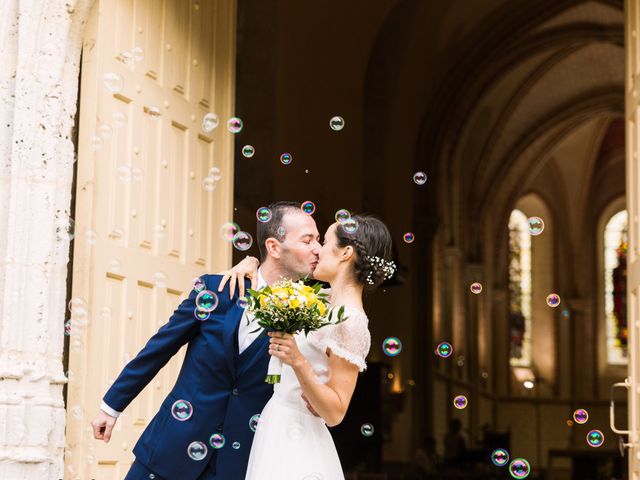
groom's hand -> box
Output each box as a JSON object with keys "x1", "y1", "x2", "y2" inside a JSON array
[{"x1": 91, "y1": 410, "x2": 117, "y2": 443}]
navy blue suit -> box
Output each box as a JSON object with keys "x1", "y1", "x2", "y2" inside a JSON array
[{"x1": 103, "y1": 274, "x2": 273, "y2": 480}]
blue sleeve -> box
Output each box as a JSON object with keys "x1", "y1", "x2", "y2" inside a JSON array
[{"x1": 102, "y1": 275, "x2": 225, "y2": 412}]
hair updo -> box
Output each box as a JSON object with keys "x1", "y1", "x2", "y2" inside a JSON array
[{"x1": 335, "y1": 214, "x2": 394, "y2": 289}]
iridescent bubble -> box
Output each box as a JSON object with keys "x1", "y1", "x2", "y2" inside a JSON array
[
  {"x1": 202, "y1": 176, "x2": 216, "y2": 192},
  {"x1": 256, "y1": 207, "x2": 272, "y2": 223},
  {"x1": 587, "y1": 429, "x2": 604, "y2": 447},
  {"x1": 435, "y1": 342, "x2": 453, "y2": 358},
  {"x1": 227, "y1": 117, "x2": 243, "y2": 134},
  {"x1": 132, "y1": 46, "x2": 144, "y2": 62},
  {"x1": 301, "y1": 201, "x2": 316, "y2": 215},
  {"x1": 220, "y1": 222, "x2": 239, "y2": 242},
  {"x1": 98, "y1": 124, "x2": 113, "y2": 140},
  {"x1": 382, "y1": 337, "x2": 402, "y2": 356},
  {"x1": 202, "y1": 113, "x2": 219, "y2": 133},
  {"x1": 64, "y1": 320, "x2": 72, "y2": 336},
  {"x1": 335, "y1": 209, "x2": 350, "y2": 223},
  {"x1": 491, "y1": 448, "x2": 509, "y2": 466},
  {"x1": 132, "y1": 167, "x2": 144, "y2": 182},
  {"x1": 120, "y1": 50, "x2": 133, "y2": 64},
  {"x1": 573, "y1": 409, "x2": 589, "y2": 424},
  {"x1": 527, "y1": 217, "x2": 544, "y2": 236},
  {"x1": 232, "y1": 231, "x2": 253, "y2": 251},
  {"x1": 237, "y1": 297, "x2": 249, "y2": 309},
  {"x1": 171, "y1": 399, "x2": 193, "y2": 421},
  {"x1": 90, "y1": 136, "x2": 103, "y2": 150},
  {"x1": 84, "y1": 230, "x2": 98, "y2": 245},
  {"x1": 280, "y1": 153, "x2": 292, "y2": 165},
  {"x1": 360, "y1": 423, "x2": 374, "y2": 437},
  {"x1": 196, "y1": 290, "x2": 219, "y2": 312},
  {"x1": 546, "y1": 293, "x2": 561, "y2": 308},
  {"x1": 232, "y1": 442, "x2": 240, "y2": 450},
  {"x1": 509, "y1": 458, "x2": 530, "y2": 478},
  {"x1": 102, "y1": 72, "x2": 123, "y2": 93},
  {"x1": 453, "y1": 395, "x2": 468, "y2": 409},
  {"x1": 71, "y1": 405, "x2": 83, "y2": 420},
  {"x1": 312, "y1": 365, "x2": 331, "y2": 384},
  {"x1": 470, "y1": 282, "x2": 483, "y2": 294},
  {"x1": 187, "y1": 441, "x2": 207, "y2": 461},
  {"x1": 329, "y1": 116, "x2": 345, "y2": 131},
  {"x1": 242, "y1": 145, "x2": 255, "y2": 158},
  {"x1": 277, "y1": 226, "x2": 286, "y2": 237},
  {"x1": 114, "y1": 112, "x2": 127, "y2": 128},
  {"x1": 249, "y1": 414, "x2": 261, "y2": 433},
  {"x1": 209, "y1": 433, "x2": 226, "y2": 449},
  {"x1": 413, "y1": 171, "x2": 427, "y2": 185},
  {"x1": 287, "y1": 422, "x2": 305, "y2": 440},
  {"x1": 193, "y1": 277, "x2": 206, "y2": 292},
  {"x1": 154, "y1": 224, "x2": 166, "y2": 240},
  {"x1": 342, "y1": 218, "x2": 358, "y2": 234},
  {"x1": 194, "y1": 308, "x2": 210, "y2": 321},
  {"x1": 403, "y1": 232, "x2": 415, "y2": 244},
  {"x1": 146, "y1": 106, "x2": 162, "y2": 119},
  {"x1": 153, "y1": 271, "x2": 167, "y2": 289},
  {"x1": 117, "y1": 165, "x2": 132, "y2": 183}
]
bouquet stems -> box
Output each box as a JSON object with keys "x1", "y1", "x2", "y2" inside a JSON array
[{"x1": 265, "y1": 354, "x2": 283, "y2": 384}]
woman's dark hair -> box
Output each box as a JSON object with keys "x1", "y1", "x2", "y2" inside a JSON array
[{"x1": 335, "y1": 214, "x2": 393, "y2": 289}]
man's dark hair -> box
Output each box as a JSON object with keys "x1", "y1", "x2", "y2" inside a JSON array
[{"x1": 257, "y1": 201, "x2": 303, "y2": 261}]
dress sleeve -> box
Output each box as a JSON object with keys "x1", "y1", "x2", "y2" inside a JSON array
[{"x1": 311, "y1": 311, "x2": 371, "y2": 372}]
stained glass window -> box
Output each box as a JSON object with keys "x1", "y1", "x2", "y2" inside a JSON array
[
  {"x1": 509, "y1": 209, "x2": 532, "y2": 366},
  {"x1": 605, "y1": 210, "x2": 628, "y2": 365}
]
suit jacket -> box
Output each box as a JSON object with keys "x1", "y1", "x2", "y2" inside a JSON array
[{"x1": 103, "y1": 274, "x2": 273, "y2": 479}]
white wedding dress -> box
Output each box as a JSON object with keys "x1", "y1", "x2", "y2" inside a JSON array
[{"x1": 245, "y1": 307, "x2": 371, "y2": 480}]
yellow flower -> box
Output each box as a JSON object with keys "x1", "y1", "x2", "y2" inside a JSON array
[
  {"x1": 303, "y1": 292, "x2": 316, "y2": 306},
  {"x1": 259, "y1": 294, "x2": 269, "y2": 308},
  {"x1": 317, "y1": 301, "x2": 326, "y2": 316},
  {"x1": 289, "y1": 297, "x2": 301, "y2": 309}
]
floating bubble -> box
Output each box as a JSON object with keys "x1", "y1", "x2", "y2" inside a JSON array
[
  {"x1": 202, "y1": 113, "x2": 219, "y2": 132},
  {"x1": 194, "y1": 308, "x2": 210, "y2": 321},
  {"x1": 71, "y1": 405, "x2": 83, "y2": 420},
  {"x1": 146, "y1": 106, "x2": 162, "y2": 119},
  {"x1": 208, "y1": 167, "x2": 222, "y2": 181},
  {"x1": 153, "y1": 271, "x2": 167, "y2": 288},
  {"x1": 312, "y1": 365, "x2": 331, "y2": 384},
  {"x1": 103, "y1": 72, "x2": 123, "y2": 93},
  {"x1": 132, "y1": 167, "x2": 144, "y2": 182},
  {"x1": 232, "y1": 231, "x2": 253, "y2": 251},
  {"x1": 232, "y1": 442, "x2": 240, "y2": 450},
  {"x1": 335, "y1": 209, "x2": 350, "y2": 223},
  {"x1": 470, "y1": 282, "x2": 483, "y2": 294},
  {"x1": 509, "y1": 458, "x2": 530, "y2": 478},
  {"x1": 242, "y1": 145, "x2": 255, "y2": 158},
  {"x1": 329, "y1": 116, "x2": 345, "y2": 131},
  {"x1": 209, "y1": 433, "x2": 226, "y2": 449},
  {"x1": 573, "y1": 409, "x2": 589, "y2": 424},
  {"x1": 227, "y1": 117, "x2": 243, "y2": 133},
  {"x1": 302, "y1": 474, "x2": 324, "y2": 480},
  {"x1": 117, "y1": 165, "x2": 132, "y2": 183},
  {"x1": 202, "y1": 176, "x2": 216, "y2": 192},
  {"x1": 120, "y1": 50, "x2": 133, "y2": 64},
  {"x1": 84, "y1": 230, "x2": 98, "y2": 245},
  {"x1": 413, "y1": 171, "x2": 427, "y2": 185},
  {"x1": 196, "y1": 290, "x2": 219, "y2": 312},
  {"x1": 171, "y1": 400, "x2": 193, "y2": 421},
  {"x1": 280, "y1": 153, "x2": 292, "y2": 165},
  {"x1": 382, "y1": 337, "x2": 402, "y2": 356},
  {"x1": 342, "y1": 218, "x2": 358, "y2": 234},
  {"x1": 403, "y1": 232, "x2": 415, "y2": 244},
  {"x1": 277, "y1": 226, "x2": 287, "y2": 238},
  {"x1": 249, "y1": 414, "x2": 261, "y2": 433},
  {"x1": 587, "y1": 429, "x2": 604, "y2": 447},
  {"x1": 256, "y1": 207, "x2": 272, "y2": 223},
  {"x1": 546, "y1": 293, "x2": 561, "y2": 308},
  {"x1": 360, "y1": 423, "x2": 374, "y2": 437},
  {"x1": 527, "y1": 217, "x2": 544, "y2": 236},
  {"x1": 491, "y1": 448, "x2": 509, "y2": 466},
  {"x1": 114, "y1": 112, "x2": 127, "y2": 128},
  {"x1": 562, "y1": 308, "x2": 570, "y2": 318},
  {"x1": 132, "y1": 46, "x2": 144, "y2": 62},
  {"x1": 193, "y1": 277, "x2": 206, "y2": 292},
  {"x1": 187, "y1": 441, "x2": 207, "y2": 461},
  {"x1": 154, "y1": 225, "x2": 166, "y2": 240},
  {"x1": 287, "y1": 422, "x2": 305, "y2": 440},
  {"x1": 64, "y1": 320, "x2": 72, "y2": 336},
  {"x1": 237, "y1": 297, "x2": 249, "y2": 309},
  {"x1": 220, "y1": 222, "x2": 240, "y2": 242},
  {"x1": 90, "y1": 136, "x2": 103, "y2": 150},
  {"x1": 435, "y1": 342, "x2": 453, "y2": 358},
  {"x1": 98, "y1": 124, "x2": 113, "y2": 140},
  {"x1": 301, "y1": 201, "x2": 316, "y2": 215},
  {"x1": 453, "y1": 395, "x2": 468, "y2": 409}
]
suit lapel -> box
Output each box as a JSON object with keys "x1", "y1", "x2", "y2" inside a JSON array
[{"x1": 223, "y1": 305, "x2": 243, "y2": 378}]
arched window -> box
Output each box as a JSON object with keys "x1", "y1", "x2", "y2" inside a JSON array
[
  {"x1": 605, "y1": 210, "x2": 628, "y2": 365},
  {"x1": 509, "y1": 209, "x2": 532, "y2": 366}
]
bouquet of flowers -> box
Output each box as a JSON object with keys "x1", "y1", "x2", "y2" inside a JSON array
[{"x1": 246, "y1": 278, "x2": 345, "y2": 384}]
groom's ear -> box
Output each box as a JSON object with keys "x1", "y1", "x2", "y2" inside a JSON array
[{"x1": 265, "y1": 237, "x2": 281, "y2": 259}]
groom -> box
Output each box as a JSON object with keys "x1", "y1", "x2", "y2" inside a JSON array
[{"x1": 91, "y1": 201, "x2": 322, "y2": 480}]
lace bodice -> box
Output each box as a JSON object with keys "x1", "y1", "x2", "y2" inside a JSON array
[{"x1": 272, "y1": 307, "x2": 371, "y2": 412}]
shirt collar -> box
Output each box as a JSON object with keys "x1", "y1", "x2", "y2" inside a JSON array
[{"x1": 256, "y1": 268, "x2": 267, "y2": 290}]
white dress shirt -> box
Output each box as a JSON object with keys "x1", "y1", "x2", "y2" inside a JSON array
[{"x1": 101, "y1": 269, "x2": 267, "y2": 418}]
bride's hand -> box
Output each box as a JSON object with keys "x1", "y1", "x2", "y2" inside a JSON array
[
  {"x1": 268, "y1": 332, "x2": 305, "y2": 368},
  {"x1": 217, "y1": 255, "x2": 260, "y2": 299}
]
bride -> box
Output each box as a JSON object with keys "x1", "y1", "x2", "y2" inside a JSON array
[{"x1": 242, "y1": 214, "x2": 394, "y2": 479}]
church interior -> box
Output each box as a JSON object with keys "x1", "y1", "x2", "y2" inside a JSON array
[{"x1": 231, "y1": 0, "x2": 628, "y2": 478}]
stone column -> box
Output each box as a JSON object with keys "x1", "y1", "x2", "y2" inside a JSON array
[{"x1": 0, "y1": 1, "x2": 94, "y2": 478}]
